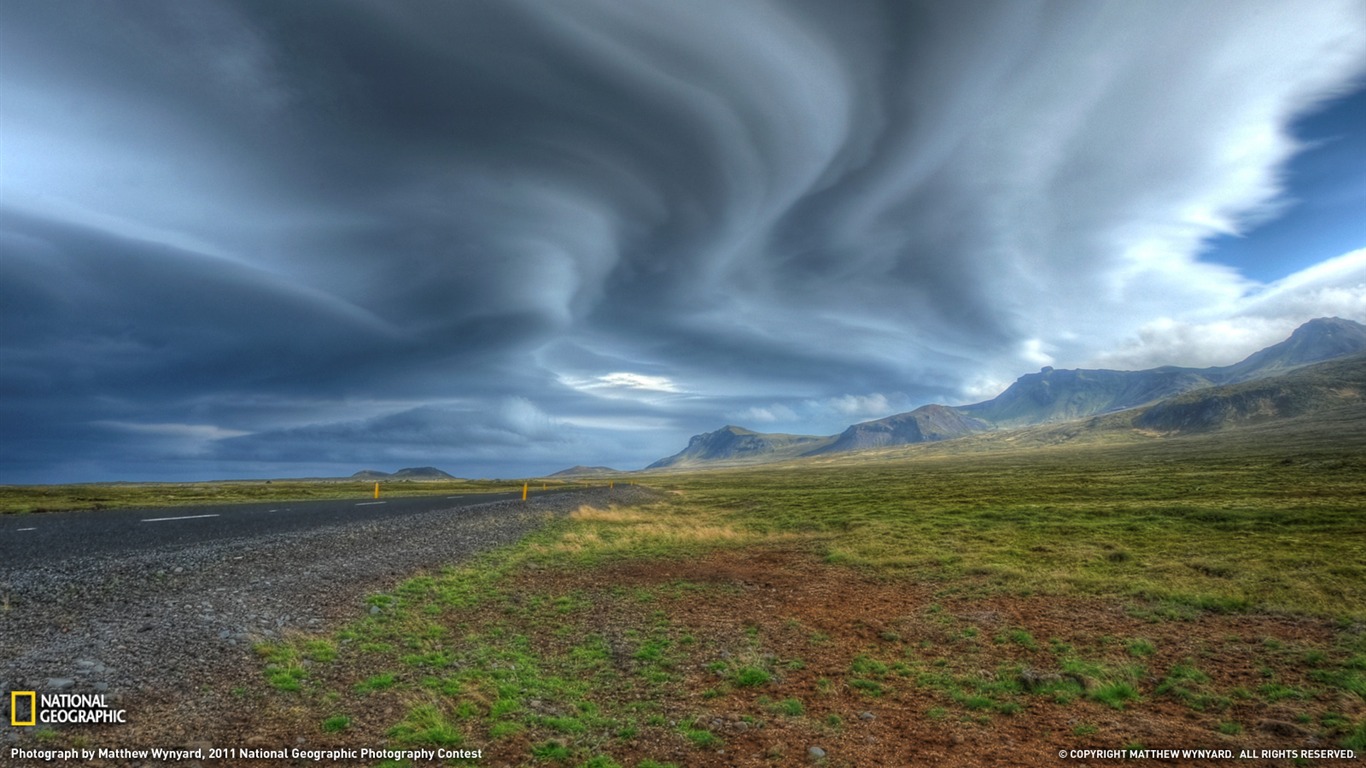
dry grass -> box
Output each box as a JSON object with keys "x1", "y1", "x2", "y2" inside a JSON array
[{"x1": 531, "y1": 503, "x2": 788, "y2": 559}]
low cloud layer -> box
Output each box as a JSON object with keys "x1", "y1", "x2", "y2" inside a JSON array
[{"x1": 3, "y1": 0, "x2": 1366, "y2": 481}]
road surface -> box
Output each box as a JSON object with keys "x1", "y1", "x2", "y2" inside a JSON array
[{"x1": 0, "y1": 490, "x2": 554, "y2": 568}]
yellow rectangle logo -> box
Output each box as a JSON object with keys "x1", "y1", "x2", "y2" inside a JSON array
[{"x1": 10, "y1": 691, "x2": 36, "y2": 726}]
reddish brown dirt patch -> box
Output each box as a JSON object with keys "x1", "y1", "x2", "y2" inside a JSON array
[{"x1": 509, "y1": 548, "x2": 1361, "y2": 767}]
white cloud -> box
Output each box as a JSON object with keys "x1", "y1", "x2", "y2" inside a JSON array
[
  {"x1": 827, "y1": 393, "x2": 893, "y2": 418},
  {"x1": 557, "y1": 415, "x2": 676, "y2": 432},
  {"x1": 594, "y1": 372, "x2": 681, "y2": 392},
  {"x1": 740, "y1": 404, "x2": 798, "y2": 423},
  {"x1": 957, "y1": 375, "x2": 1015, "y2": 404},
  {"x1": 494, "y1": 397, "x2": 562, "y2": 439},
  {"x1": 1090, "y1": 247, "x2": 1366, "y2": 370},
  {"x1": 90, "y1": 420, "x2": 252, "y2": 458},
  {"x1": 93, "y1": 421, "x2": 250, "y2": 440},
  {"x1": 559, "y1": 371, "x2": 687, "y2": 407},
  {"x1": 1019, "y1": 338, "x2": 1055, "y2": 369}
]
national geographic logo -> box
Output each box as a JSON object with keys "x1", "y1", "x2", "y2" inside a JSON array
[
  {"x1": 10, "y1": 692, "x2": 36, "y2": 726},
  {"x1": 10, "y1": 691, "x2": 127, "y2": 726}
]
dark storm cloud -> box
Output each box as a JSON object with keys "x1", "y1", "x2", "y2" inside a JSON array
[{"x1": 3, "y1": 0, "x2": 1366, "y2": 480}]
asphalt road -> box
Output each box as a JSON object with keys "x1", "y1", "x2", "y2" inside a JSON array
[{"x1": 0, "y1": 490, "x2": 547, "y2": 568}]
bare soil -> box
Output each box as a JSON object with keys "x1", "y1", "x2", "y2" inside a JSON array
[
  {"x1": 41, "y1": 546, "x2": 1361, "y2": 767},
  {"x1": 523, "y1": 548, "x2": 1360, "y2": 767}
]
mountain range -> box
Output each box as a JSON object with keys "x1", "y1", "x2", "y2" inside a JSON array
[{"x1": 647, "y1": 317, "x2": 1366, "y2": 469}]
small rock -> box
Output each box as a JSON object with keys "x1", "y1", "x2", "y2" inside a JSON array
[
  {"x1": 808, "y1": 746, "x2": 826, "y2": 760},
  {"x1": 1256, "y1": 719, "x2": 1311, "y2": 738},
  {"x1": 46, "y1": 678, "x2": 75, "y2": 691},
  {"x1": 93, "y1": 682, "x2": 109, "y2": 693},
  {"x1": 369, "y1": 606, "x2": 381, "y2": 615},
  {"x1": 859, "y1": 711, "x2": 875, "y2": 721},
  {"x1": 1018, "y1": 667, "x2": 1064, "y2": 692}
]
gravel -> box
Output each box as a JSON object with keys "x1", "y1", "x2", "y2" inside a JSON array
[{"x1": 0, "y1": 486, "x2": 657, "y2": 736}]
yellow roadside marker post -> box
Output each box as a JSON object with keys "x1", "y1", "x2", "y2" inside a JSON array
[
  {"x1": 522, "y1": 482, "x2": 528, "y2": 502},
  {"x1": 374, "y1": 482, "x2": 380, "y2": 499}
]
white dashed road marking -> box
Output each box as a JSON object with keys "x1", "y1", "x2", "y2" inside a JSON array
[
  {"x1": 141, "y1": 514, "x2": 221, "y2": 523},
  {"x1": 17, "y1": 527, "x2": 36, "y2": 531},
  {"x1": 355, "y1": 501, "x2": 387, "y2": 506}
]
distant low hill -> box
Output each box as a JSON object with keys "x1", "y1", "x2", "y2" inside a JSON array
[
  {"x1": 549, "y1": 465, "x2": 622, "y2": 477},
  {"x1": 646, "y1": 317, "x2": 1366, "y2": 468},
  {"x1": 350, "y1": 466, "x2": 458, "y2": 481}
]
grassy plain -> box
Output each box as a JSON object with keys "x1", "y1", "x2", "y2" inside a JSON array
[
  {"x1": 240, "y1": 406, "x2": 1366, "y2": 765},
  {"x1": 0, "y1": 478, "x2": 544, "y2": 515},
  {"x1": 650, "y1": 415, "x2": 1366, "y2": 619}
]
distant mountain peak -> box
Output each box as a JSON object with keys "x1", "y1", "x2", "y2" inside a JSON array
[
  {"x1": 1294, "y1": 316, "x2": 1362, "y2": 332},
  {"x1": 1224, "y1": 317, "x2": 1366, "y2": 380},
  {"x1": 648, "y1": 425, "x2": 832, "y2": 469},
  {"x1": 1286, "y1": 317, "x2": 1366, "y2": 346},
  {"x1": 812, "y1": 404, "x2": 993, "y2": 455},
  {"x1": 717, "y1": 425, "x2": 756, "y2": 435}
]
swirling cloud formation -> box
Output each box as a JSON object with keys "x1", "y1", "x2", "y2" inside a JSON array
[{"x1": 3, "y1": 0, "x2": 1365, "y2": 480}]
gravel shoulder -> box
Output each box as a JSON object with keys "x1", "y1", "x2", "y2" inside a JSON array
[{"x1": 0, "y1": 487, "x2": 656, "y2": 748}]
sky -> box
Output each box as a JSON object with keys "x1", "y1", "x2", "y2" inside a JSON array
[{"x1": 3, "y1": 0, "x2": 1366, "y2": 483}]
